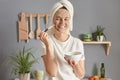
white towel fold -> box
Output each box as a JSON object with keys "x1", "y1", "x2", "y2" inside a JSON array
[{"x1": 49, "y1": 0, "x2": 74, "y2": 31}]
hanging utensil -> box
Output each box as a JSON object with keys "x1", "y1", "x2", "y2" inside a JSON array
[
  {"x1": 36, "y1": 14, "x2": 41, "y2": 39},
  {"x1": 28, "y1": 14, "x2": 34, "y2": 39},
  {"x1": 44, "y1": 14, "x2": 48, "y2": 32},
  {"x1": 18, "y1": 12, "x2": 28, "y2": 42}
]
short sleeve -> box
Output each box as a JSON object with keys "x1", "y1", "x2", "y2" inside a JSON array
[{"x1": 77, "y1": 40, "x2": 85, "y2": 60}]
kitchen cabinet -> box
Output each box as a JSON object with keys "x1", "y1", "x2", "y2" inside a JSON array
[{"x1": 83, "y1": 41, "x2": 111, "y2": 56}]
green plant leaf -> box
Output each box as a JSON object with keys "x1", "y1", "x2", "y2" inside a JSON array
[
  {"x1": 96, "y1": 25, "x2": 107, "y2": 40},
  {"x1": 10, "y1": 46, "x2": 38, "y2": 75}
]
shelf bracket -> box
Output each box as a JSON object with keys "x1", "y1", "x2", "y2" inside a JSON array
[{"x1": 104, "y1": 42, "x2": 111, "y2": 56}]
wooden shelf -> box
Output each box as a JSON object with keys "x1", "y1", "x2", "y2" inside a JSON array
[{"x1": 83, "y1": 41, "x2": 111, "y2": 56}]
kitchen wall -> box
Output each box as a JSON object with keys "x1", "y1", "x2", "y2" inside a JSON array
[{"x1": 0, "y1": 0, "x2": 120, "y2": 80}]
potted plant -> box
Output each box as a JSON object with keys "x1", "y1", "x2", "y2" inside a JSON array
[
  {"x1": 95, "y1": 25, "x2": 107, "y2": 41},
  {"x1": 10, "y1": 46, "x2": 38, "y2": 80}
]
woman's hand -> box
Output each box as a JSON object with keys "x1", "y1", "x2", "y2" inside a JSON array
[
  {"x1": 39, "y1": 31, "x2": 50, "y2": 47},
  {"x1": 65, "y1": 58, "x2": 85, "y2": 79},
  {"x1": 39, "y1": 31, "x2": 58, "y2": 77},
  {"x1": 65, "y1": 58, "x2": 78, "y2": 68}
]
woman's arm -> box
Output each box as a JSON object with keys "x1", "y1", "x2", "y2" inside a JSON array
[
  {"x1": 42, "y1": 46, "x2": 58, "y2": 77},
  {"x1": 39, "y1": 31, "x2": 58, "y2": 77},
  {"x1": 68, "y1": 60, "x2": 85, "y2": 79},
  {"x1": 73, "y1": 60, "x2": 85, "y2": 78}
]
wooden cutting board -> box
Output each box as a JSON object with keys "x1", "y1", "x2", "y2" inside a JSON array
[{"x1": 18, "y1": 12, "x2": 28, "y2": 42}]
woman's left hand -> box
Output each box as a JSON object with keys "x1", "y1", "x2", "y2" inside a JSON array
[
  {"x1": 64, "y1": 57, "x2": 78, "y2": 67},
  {"x1": 65, "y1": 58, "x2": 85, "y2": 79}
]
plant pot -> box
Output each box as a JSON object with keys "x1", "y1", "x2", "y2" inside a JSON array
[
  {"x1": 97, "y1": 35, "x2": 104, "y2": 42},
  {"x1": 83, "y1": 33, "x2": 92, "y2": 42},
  {"x1": 19, "y1": 73, "x2": 30, "y2": 80}
]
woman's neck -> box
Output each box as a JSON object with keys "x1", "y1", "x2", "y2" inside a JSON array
[
  {"x1": 54, "y1": 33, "x2": 70, "y2": 42},
  {"x1": 52, "y1": 27, "x2": 70, "y2": 42}
]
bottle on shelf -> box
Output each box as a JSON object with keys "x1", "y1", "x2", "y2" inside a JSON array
[{"x1": 100, "y1": 63, "x2": 105, "y2": 78}]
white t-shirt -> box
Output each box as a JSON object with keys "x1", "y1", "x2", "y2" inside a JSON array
[{"x1": 40, "y1": 29, "x2": 85, "y2": 80}]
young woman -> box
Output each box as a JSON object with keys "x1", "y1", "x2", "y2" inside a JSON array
[{"x1": 39, "y1": 0, "x2": 85, "y2": 80}]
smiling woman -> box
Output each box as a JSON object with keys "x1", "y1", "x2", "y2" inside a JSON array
[
  {"x1": 39, "y1": 0, "x2": 85, "y2": 80},
  {"x1": 53, "y1": 7, "x2": 70, "y2": 34}
]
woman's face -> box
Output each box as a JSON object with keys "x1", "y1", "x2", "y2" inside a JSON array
[{"x1": 53, "y1": 8, "x2": 70, "y2": 33}]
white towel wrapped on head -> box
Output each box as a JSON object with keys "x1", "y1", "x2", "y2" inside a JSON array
[{"x1": 50, "y1": 0, "x2": 74, "y2": 31}]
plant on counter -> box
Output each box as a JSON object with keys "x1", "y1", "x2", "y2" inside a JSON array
[{"x1": 10, "y1": 46, "x2": 38, "y2": 80}]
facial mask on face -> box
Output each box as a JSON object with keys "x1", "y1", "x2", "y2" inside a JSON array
[{"x1": 49, "y1": 0, "x2": 74, "y2": 31}]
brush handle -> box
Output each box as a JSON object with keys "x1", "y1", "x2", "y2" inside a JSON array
[{"x1": 44, "y1": 28, "x2": 48, "y2": 32}]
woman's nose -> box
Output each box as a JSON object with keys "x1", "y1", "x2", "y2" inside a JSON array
[{"x1": 60, "y1": 19, "x2": 65, "y2": 24}]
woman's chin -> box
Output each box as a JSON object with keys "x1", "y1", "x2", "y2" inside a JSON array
[
  {"x1": 58, "y1": 30, "x2": 67, "y2": 33},
  {"x1": 54, "y1": 27, "x2": 68, "y2": 34}
]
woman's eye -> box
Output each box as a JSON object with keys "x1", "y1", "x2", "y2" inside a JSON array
[
  {"x1": 56, "y1": 18, "x2": 60, "y2": 20},
  {"x1": 65, "y1": 18, "x2": 69, "y2": 21}
]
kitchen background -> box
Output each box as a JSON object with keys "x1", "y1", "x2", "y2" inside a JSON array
[{"x1": 0, "y1": 0, "x2": 120, "y2": 80}]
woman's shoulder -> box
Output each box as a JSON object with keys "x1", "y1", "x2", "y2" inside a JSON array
[
  {"x1": 70, "y1": 35, "x2": 83, "y2": 43},
  {"x1": 69, "y1": 36, "x2": 84, "y2": 49}
]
